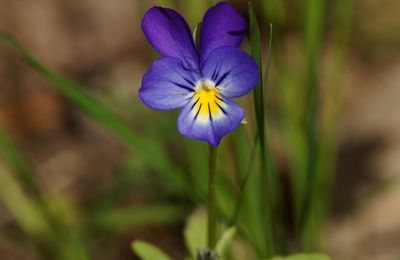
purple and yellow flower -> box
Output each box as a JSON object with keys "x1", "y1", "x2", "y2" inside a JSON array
[{"x1": 139, "y1": 2, "x2": 259, "y2": 146}]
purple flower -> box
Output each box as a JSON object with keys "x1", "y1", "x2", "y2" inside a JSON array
[{"x1": 139, "y1": 2, "x2": 259, "y2": 146}]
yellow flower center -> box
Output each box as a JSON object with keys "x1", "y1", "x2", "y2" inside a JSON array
[{"x1": 193, "y1": 80, "x2": 224, "y2": 119}]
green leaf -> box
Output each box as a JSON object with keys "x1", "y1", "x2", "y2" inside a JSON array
[
  {"x1": 0, "y1": 30, "x2": 189, "y2": 196},
  {"x1": 132, "y1": 240, "x2": 172, "y2": 260},
  {"x1": 215, "y1": 226, "x2": 236, "y2": 259},
  {"x1": 268, "y1": 253, "x2": 331, "y2": 260},
  {"x1": 184, "y1": 207, "x2": 207, "y2": 258}
]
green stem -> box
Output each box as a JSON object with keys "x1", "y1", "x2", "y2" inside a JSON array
[{"x1": 207, "y1": 144, "x2": 218, "y2": 249}]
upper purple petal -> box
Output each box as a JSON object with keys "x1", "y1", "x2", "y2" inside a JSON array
[
  {"x1": 139, "y1": 57, "x2": 200, "y2": 111},
  {"x1": 142, "y1": 6, "x2": 199, "y2": 69},
  {"x1": 201, "y1": 46, "x2": 259, "y2": 98},
  {"x1": 200, "y1": 2, "x2": 247, "y2": 64}
]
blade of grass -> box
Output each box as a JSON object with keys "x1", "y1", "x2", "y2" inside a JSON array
[
  {"x1": 0, "y1": 123, "x2": 63, "y2": 236},
  {"x1": 0, "y1": 162, "x2": 51, "y2": 238},
  {"x1": 306, "y1": 0, "x2": 356, "y2": 249},
  {"x1": 263, "y1": 23, "x2": 281, "y2": 214},
  {"x1": 230, "y1": 135, "x2": 268, "y2": 255},
  {"x1": 0, "y1": 31, "x2": 189, "y2": 196},
  {"x1": 248, "y1": 2, "x2": 275, "y2": 257},
  {"x1": 263, "y1": 23, "x2": 286, "y2": 252},
  {"x1": 0, "y1": 125, "x2": 41, "y2": 197},
  {"x1": 298, "y1": 0, "x2": 326, "y2": 249},
  {"x1": 249, "y1": 4, "x2": 266, "y2": 155}
]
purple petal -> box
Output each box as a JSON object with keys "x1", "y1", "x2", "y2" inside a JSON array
[
  {"x1": 200, "y1": 2, "x2": 247, "y2": 64},
  {"x1": 142, "y1": 6, "x2": 199, "y2": 69},
  {"x1": 178, "y1": 94, "x2": 244, "y2": 146},
  {"x1": 201, "y1": 46, "x2": 259, "y2": 98},
  {"x1": 139, "y1": 57, "x2": 200, "y2": 111}
]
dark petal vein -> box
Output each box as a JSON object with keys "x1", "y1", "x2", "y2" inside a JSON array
[
  {"x1": 208, "y1": 103, "x2": 212, "y2": 122},
  {"x1": 194, "y1": 103, "x2": 202, "y2": 120},
  {"x1": 214, "y1": 100, "x2": 227, "y2": 115},
  {"x1": 215, "y1": 71, "x2": 231, "y2": 86},
  {"x1": 182, "y1": 76, "x2": 195, "y2": 86},
  {"x1": 211, "y1": 62, "x2": 222, "y2": 81},
  {"x1": 191, "y1": 97, "x2": 200, "y2": 110},
  {"x1": 227, "y1": 29, "x2": 247, "y2": 36},
  {"x1": 215, "y1": 95, "x2": 224, "y2": 102},
  {"x1": 158, "y1": 7, "x2": 171, "y2": 20},
  {"x1": 170, "y1": 81, "x2": 194, "y2": 92}
]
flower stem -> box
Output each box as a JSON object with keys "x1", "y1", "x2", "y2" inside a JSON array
[{"x1": 207, "y1": 144, "x2": 218, "y2": 249}]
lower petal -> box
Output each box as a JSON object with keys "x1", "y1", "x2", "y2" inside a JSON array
[{"x1": 177, "y1": 95, "x2": 244, "y2": 146}]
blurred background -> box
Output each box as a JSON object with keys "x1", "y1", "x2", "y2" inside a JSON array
[{"x1": 1, "y1": 0, "x2": 400, "y2": 259}]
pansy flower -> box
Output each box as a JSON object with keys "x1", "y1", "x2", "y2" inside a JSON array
[{"x1": 139, "y1": 2, "x2": 259, "y2": 146}]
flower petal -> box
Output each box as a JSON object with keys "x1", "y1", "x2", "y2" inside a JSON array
[
  {"x1": 201, "y1": 46, "x2": 259, "y2": 98},
  {"x1": 139, "y1": 57, "x2": 200, "y2": 110},
  {"x1": 142, "y1": 6, "x2": 199, "y2": 69},
  {"x1": 178, "y1": 94, "x2": 244, "y2": 146},
  {"x1": 200, "y1": 2, "x2": 247, "y2": 64}
]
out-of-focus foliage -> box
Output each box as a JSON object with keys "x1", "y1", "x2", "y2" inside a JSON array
[
  {"x1": 269, "y1": 253, "x2": 331, "y2": 260},
  {"x1": 132, "y1": 240, "x2": 171, "y2": 260}
]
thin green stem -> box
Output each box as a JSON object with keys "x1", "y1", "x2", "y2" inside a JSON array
[{"x1": 207, "y1": 144, "x2": 218, "y2": 249}]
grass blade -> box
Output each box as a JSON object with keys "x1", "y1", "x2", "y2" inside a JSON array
[
  {"x1": 248, "y1": 2, "x2": 276, "y2": 257},
  {"x1": 0, "y1": 162, "x2": 50, "y2": 238},
  {"x1": 0, "y1": 125, "x2": 41, "y2": 197},
  {"x1": 303, "y1": 0, "x2": 356, "y2": 250},
  {"x1": 297, "y1": 0, "x2": 326, "y2": 249},
  {"x1": 0, "y1": 30, "x2": 188, "y2": 196}
]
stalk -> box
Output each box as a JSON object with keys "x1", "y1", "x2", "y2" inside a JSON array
[{"x1": 207, "y1": 144, "x2": 218, "y2": 249}]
